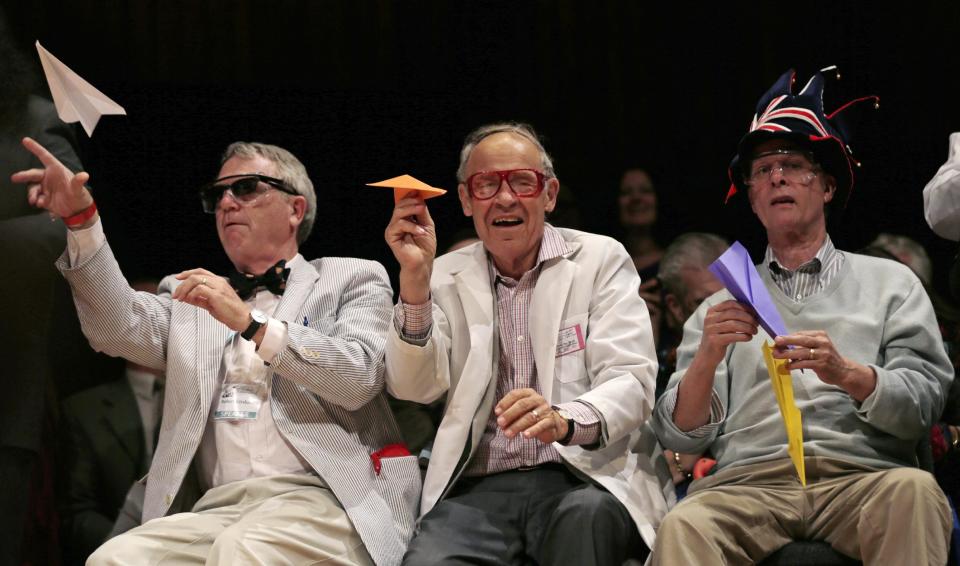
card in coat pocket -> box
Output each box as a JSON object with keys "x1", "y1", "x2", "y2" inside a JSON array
[{"x1": 555, "y1": 323, "x2": 585, "y2": 357}]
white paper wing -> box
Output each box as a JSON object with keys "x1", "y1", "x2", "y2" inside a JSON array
[{"x1": 36, "y1": 41, "x2": 126, "y2": 136}]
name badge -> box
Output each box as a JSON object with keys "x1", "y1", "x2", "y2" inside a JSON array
[
  {"x1": 555, "y1": 323, "x2": 585, "y2": 357},
  {"x1": 214, "y1": 384, "x2": 263, "y2": 421}
]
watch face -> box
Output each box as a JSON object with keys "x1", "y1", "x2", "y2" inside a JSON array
[{"x1": 251, "y1": 309, "x2": 268, "y2": 324}]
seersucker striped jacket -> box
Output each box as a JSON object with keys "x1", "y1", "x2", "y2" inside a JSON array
[{"x1": 57, "y1": 242, "x2": 421, "y2": 566}]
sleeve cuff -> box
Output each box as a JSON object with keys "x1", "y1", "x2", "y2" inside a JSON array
[
  {"x1": 856, "y1": 364, "x2": 884, "y2": 414},
  {"x1": 394, "y1": 298, "x2": 433, "y2": 342},
  {"x1": 661, "y1": 387, "x2": 725, "y2": 438},
  {"x1": 255, "y1": 318, "x2": 286, "y2": 363},
  {"x1": 556, "y1": 400, "x2": 602, "y2": 446},
  {"x1": 66, "y1": 217, "x2": 105, "y2": 267}
]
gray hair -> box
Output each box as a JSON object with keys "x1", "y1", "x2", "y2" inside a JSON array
[
  {"x1": 456, "y1": 122, "x2": 556, "y2": 182},
  {"x1": 221, "y1": 142, "x2": 317, "y2": 245},
  {"x1": 659, "y1": 233, "x2": 730, "y2": 298},
  {"x1": 869, "y1": 233, "x2": 933, "y2": 284}
]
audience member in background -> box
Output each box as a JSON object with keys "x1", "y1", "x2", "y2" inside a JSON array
[
  {"x1": 619, "y1": 168, "x2": 663, "y2": 278},
  {"x1": 869, "y1": 233, "x2": 933, "y2": 284},
  {"x1": 656, "y1": 232, "x2": 729, "y2": 398},
  {"x1": 618, "y1": 168, "x2": 666, "y2": 346},
  {"x1": 655, "y1": 233, "x2": 729, "y2": 493},
  {"x1": 58, "y1": 280, "x2": 165, "y2": 565},
  {"x1": 651, "y1": 68, "x2": 953, "y2": 565},
  {"x1": 0, "y1": 17, "x2": 88, "y2": 565}
]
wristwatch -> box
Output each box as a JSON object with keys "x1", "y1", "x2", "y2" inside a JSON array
[
  {"x1": 554, "y1": 407, "x2": 576, "y2": 445},
  {"x1": 241, "y1": 309, "x2": 268, "y2": 341}
]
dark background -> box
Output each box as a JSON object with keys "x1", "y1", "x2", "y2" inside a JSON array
[{"x1": 4, "y1": 1, "x2": 959, "y2": 293}]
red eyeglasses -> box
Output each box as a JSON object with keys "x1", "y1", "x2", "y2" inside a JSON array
[{"x1": 464, "y1": 169, "x2": 546, "y2": 200}]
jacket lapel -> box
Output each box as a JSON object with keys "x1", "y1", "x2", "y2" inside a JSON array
[
  {"x1": 273, "y1": 258, "x2": 319, "y2": 324},
  {"x1": 450, "y1": 245, "x2": 496, "y2": 416},
  {"x1": 101, "y1": 380, "x2": 144, "y2": 468},
  {"x1": 530, "y1": 242, "x2": 580, "y2": 403}
]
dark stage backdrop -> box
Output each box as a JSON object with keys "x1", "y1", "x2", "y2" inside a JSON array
[{"x1": 4, "y1": 1, "x2": 959, "y2": 294}]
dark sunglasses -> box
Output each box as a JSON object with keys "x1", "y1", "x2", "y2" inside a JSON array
[{"x1": 198, "y1": 174, "x2": 298, "y2": 214}]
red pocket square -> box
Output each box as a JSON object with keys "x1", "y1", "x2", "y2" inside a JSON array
[{"x1": 370, "y1": 443, "x2": 411, "y2": 475}]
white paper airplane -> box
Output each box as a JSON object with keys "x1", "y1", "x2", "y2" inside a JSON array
[{"x1": 35, "y1": 41, "x2": 126, "y2": 137}]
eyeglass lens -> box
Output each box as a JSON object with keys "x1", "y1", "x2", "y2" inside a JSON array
[
  {"x1": 749, "y1": 157, "x2": 816, "y2": 185},
  {"x1": 200, "y1": 177, "x2": 264, "y2": 213},
  {"x1": 470, "y1": 170, "x2": 541, "y2": 198}
]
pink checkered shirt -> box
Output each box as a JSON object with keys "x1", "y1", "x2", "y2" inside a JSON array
[{"x1": 397, "y1": 224, "x2": 601, "y2": 476}]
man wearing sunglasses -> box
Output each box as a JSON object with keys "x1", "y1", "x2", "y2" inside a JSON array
[
  {"x1": 12, "y1": 138, "x2": 419, "y2": 565},
  {"x1": 650, "y1": 69, "x2": 953, "y2": 565},
  {"x1": 384, "y1": 122, "x2": 668, "y2": 565}
]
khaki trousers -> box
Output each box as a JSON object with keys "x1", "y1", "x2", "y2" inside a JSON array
[
  {"x1": 88, "y1": 474, "x2": 374, "y2": 566},
  {"x1": 650, "y1": 457, "x2": 951, "y2": 566}
]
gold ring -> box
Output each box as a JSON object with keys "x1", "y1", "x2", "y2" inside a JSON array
[
  {"x1": 531, "y1": 409, "x2": 540, "y2": 420},
  {"x1": 810, "y1": 348, "x2": 815, "y2": 360},
  {"x1": 201, "y1": 277, "x2": 208, "y2": 286}
]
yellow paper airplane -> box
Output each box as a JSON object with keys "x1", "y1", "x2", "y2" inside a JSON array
[
  {"x1": 762, "y1": 341, "x2": 806, "y2": 486},
  {"x1": 35, "y1": 41, "x2": 127, "y2": 137},
  {"x1": 366, "y1": 174, "x2": 446, "y2": 203}
]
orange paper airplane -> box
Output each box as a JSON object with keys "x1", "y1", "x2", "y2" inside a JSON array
[{"x1": 366, "y1": 174, "x2": 446, "y2": 203}]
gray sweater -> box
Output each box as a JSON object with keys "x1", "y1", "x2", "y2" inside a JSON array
[{"x1": 653, "y1": 252, "x2": 954, "y2": 472}]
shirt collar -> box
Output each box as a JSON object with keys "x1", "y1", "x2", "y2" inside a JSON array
[
  {"x1": 765, "y1": 235, "x2": 836, "y2": 276},
  {"x1": 286, "y1": 253, "x2": 305, "y2": 270},
  {"x1": 126, "y1": 367, "x2": 163, "y2": 399}
]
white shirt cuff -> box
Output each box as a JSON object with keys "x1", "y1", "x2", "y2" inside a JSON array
[
  {"x1": 66, "y1": 217, "x2": 105, "y2": 266},
  {"x1": 255, "y1": 318, "x2": 286, "y2": 363}
]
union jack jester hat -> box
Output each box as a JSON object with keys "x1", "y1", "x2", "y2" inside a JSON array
[{"x1": 726, "y1": 66, "x2": 879, "y2": 207}]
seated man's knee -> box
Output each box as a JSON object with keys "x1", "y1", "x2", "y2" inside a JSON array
[
  {"x1": 657, "y1": 501, "x2": 701, "y2": 536},
  {"x1": 86, "y1": 533, "x2": 135, "y2": 566},
  {"x1": 655, "y1": 494, "x2": 730, "y2": 543},
  {"x1": 555, "y1": 486, "x2": 625, "y2": 524},
  {"x1": 875, "y1": 467, "x2": 943, "y2": 503},
  {"x1": 868, "y1": 467, "x2": 950, "y2": 526}
]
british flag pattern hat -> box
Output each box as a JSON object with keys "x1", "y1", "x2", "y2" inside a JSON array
[{"x1": 727, "y1": 66, "x2": 879, "y2": 207}]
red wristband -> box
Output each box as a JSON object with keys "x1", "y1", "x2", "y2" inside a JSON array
[{"x1": 63, "y1": 201, "x2": 97, "y2": 227}]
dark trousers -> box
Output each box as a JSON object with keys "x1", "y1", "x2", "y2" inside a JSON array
[{"x1": 403, "y1": 463, "x2": 647, "y2": 566}]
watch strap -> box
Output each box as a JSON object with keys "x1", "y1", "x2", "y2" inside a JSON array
[
  {"x1": 241, "y1": 313, "x2": 265, "y2": 340},
  {"x1": 558, "y1": 417, "x2": 576, "y2": 445}
]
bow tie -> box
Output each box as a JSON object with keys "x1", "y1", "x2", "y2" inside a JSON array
[{"x1": 229, "y1": 260, "x2": 290, "y2": 300}]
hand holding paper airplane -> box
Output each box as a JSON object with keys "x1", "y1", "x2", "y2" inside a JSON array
[
  {"x1": 708, "y1": 241, "x2": 788, "y2": 339},
  {"x1": 35, "y1": 41, "x2": 126, "y2": 137},
  {"x1": 378, "y1": 174, "x2": 443, "y2": 305}
]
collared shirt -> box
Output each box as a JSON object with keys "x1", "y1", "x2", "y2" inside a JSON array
[
  {"x1": 125, "y1": 366, "x2": 164, "y2": 468},
  {"x1": 764, "y1": 235, "x2": 844, "y2": 302},
  {"x1": 196, "y1": 257, "x2": 312, "y2": 489},
  {"x1": 67, "y1": 220, "x2": 311, "y2": 489},
  {"x1": 397, "y1": 224, "x2": 601, "y2": 475}
]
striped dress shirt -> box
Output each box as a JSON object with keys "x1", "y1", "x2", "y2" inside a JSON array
[{"x1": 764, "y1": 235, "x2": 844, "y2": 302}]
